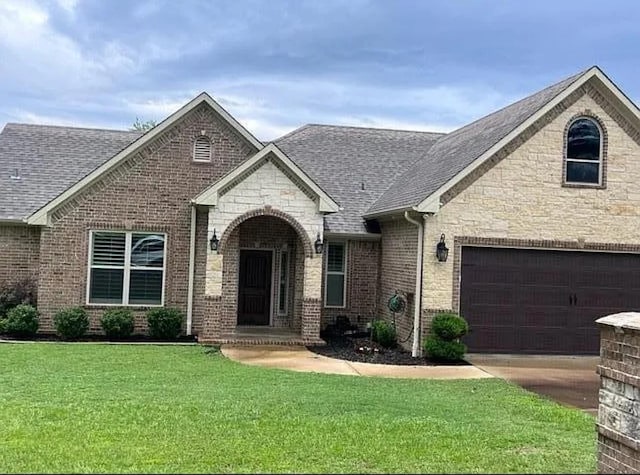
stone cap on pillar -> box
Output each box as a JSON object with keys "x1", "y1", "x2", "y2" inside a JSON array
[{"x1": 596, "y1": 312, "x2": 640, "y2": 332}]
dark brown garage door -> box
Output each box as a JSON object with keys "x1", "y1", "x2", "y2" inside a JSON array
[{"x1": 460, "y1": 247, "x2": 640, "y2": 354}]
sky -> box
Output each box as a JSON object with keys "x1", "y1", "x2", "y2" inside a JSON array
[{"x1": 1, "y1": 0, "x2": 639, "y2": 141}]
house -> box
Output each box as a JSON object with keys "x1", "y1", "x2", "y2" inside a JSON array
[{"x1": 2, "y1": 65, "x2": 640, "y2": 355}]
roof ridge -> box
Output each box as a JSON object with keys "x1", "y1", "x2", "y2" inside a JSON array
[
  {"x1": 3, "y1": 122, "x2": 141, "y2": 134},
  {"x1": 276, "y1": 122, "x2": 447, "y2": 140}
]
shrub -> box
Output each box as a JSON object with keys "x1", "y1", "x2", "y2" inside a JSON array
[
  {"x1": 424, "y1": 336, "x2": 467, "y2": 361},
  {"x1": 371, "y1": 319, "x2": 397, "y2": 348},
  {"x1": 101, "y1": 308, "x2": 134, "y2": 339},
  {"x1": 4, "y1": 304, "x2": 39, "y2": 337},
  {"x1": 0, "y1": 278, "x2": 37, "y2": 318},
  {"x1": 54, "y1": 307, "x2": 89, "y2": 340},
  {"x1": 147, "y1": 308, "x2": 183, "y2": 340},
  {"x1": 0, "y1": 318, "x2": 6, "y2": 334},
  {"x1": 430, "y1": 313, "x2": 469, "y2": 340}
]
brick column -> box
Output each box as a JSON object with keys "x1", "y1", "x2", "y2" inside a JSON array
[
  {"x1": 595, "y1": 312, "x2": 640, "y2": 474},
  {"x1": 302, "y1": 255, "x2": 324, "y2": 344}
]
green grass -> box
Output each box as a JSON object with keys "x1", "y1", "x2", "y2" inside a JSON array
[{"x1": 0, "y1": 343, "x2": 595, "y2": 474}]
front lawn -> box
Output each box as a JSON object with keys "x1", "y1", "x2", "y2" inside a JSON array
[{"x1": 0, "y1": 344, "x2": 595, "y2": 473}]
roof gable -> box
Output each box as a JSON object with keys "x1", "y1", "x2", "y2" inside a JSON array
[
  {"x1": 366, "y1": 66, "x2": 613, "y2": 216},
  {"x1": 27, "y1": 93, "x2": 263, "y2": 225},
  {"x1": 193, "y1": 143, "x2": 340, "y2": 213}
]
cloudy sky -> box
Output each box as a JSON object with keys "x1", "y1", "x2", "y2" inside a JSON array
[{"x1": 1, "y1": 0, "x2": 639, "y2": 141}]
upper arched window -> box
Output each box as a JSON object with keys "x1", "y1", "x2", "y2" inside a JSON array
[
  {"x1": 565, "y1": 117, "x2": 602, "y2": 185},
  {"x1": 193, "y1": 136, "x2": 212, "y2": 162}
]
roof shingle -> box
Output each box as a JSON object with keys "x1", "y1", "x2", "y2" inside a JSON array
[{"x1": 0, "y1": 123, "x2": 141, "y2": 220}]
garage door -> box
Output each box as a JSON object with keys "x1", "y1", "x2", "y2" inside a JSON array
[{"x1": 460, "y1": 247, "x2": 640, "y2": 354}]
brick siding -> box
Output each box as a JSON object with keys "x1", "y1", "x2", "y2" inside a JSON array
[
  {"x1": 0, "y1": 224, "x2": 40, "y2": 288},
  {"x1": 378, "y1": 218, "x2": 418, "y2": 351},
  {"x1": 321, "y1": 239, "x2": 380, "y2": 330},
  {"x1": 36, "y1": 104, "x2": 255, "y2": 333}
]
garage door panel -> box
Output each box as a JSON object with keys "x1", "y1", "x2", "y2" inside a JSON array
[
  {"x1": 460, "y1": 247, "x2": 640, "y2": 354},
  {"x1": 520, "y1": 306, "x2": 569, "y2": 327},
  {"x1": 464, "y1": 327, "x2": 518, "y2": 353}
]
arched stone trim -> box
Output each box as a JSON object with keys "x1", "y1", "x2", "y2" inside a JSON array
[
  {"x1": 218, "y1": 206, "x2": 315, "y2": 257},
  {"x1": 562, "y1": 111, "x2": 608, "y2": 189}
]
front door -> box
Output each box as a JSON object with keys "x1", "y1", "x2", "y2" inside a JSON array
[{"x1": 238, "y1": 250, "x2": 272, "y2": 325}]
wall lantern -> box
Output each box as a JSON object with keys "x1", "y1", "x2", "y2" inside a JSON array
[
  {"x1": 436, "y1": 233, "x2": 449, "y2": 262},
  {"x1": 314, "y1": 233, "x2": 324, "y2": 254},
  {"x1": 209, "y1": 229, "x2": 219, "y2": 252}
]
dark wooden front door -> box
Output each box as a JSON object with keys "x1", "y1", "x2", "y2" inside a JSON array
[
  {"x1": 460, "y1": 247, "x2": 640, "y2": 354},
  {"x1": 238, "y1": 250, "x2": 272, "y2": 325}
]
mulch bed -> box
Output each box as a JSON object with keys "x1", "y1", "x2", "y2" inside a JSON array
[
  {"x1": 0, "y1": 334, "x2": 197, "y2": 343},
  {"x1": 308, "y1": 332, "x2": 470, "y2": 366}
]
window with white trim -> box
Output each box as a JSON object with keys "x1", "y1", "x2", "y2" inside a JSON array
[
  {"x1": 565, "y1": 117, "x2": 603, "y2": 185},
  {"x1": 88, "y1": 231, "x2": 166, "y2": 306},
  {"x1": 277, "y1": 250, "x2": 289, "y2": 316},
  {"x1": 325, "y1": 242, "x2": 346, "y2": 307},
  {"x1": 193, "y1": 136, "x2": 212, "y2": 162}
]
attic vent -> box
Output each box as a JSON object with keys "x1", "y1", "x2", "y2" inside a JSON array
[{"x1": 193, "y1": 136, "x2": 212, "y2": 162}]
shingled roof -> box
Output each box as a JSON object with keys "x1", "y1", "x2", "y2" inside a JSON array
[
  {"x1": 367, "y1": 68, "x2": 589, "y2": 215},
  {"x1": 275, "y1": 125, "x2": 443, "y2": 233},
  {"x1": 0, "y1": 123, "x2": 141, "y2": 220}
]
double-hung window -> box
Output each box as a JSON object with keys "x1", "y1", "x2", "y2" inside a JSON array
[
  {"x1": 325, "y1": 242, "x2": 346, "y2": 308},
  {"x1": 88, "y1": 231, "x2": 166, "y2": 306}
]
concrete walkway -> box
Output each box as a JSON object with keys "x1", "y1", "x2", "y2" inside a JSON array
[{"x1": 221, "y1": 345, "x2": 493, "y2": 379}]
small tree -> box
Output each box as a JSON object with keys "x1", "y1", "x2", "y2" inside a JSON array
[{"x1": 130, "y1": 117, "x2": 157, "y2": 132}]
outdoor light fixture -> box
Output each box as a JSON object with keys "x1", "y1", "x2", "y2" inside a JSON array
[
  {"x1": 314, "y1": 233, "x2": 324, "y2": 254},
  {"x1": 436, "y1": 233, "x2": 449, "y2": 262},
  {"x1": 209, "y1": 229, "x2": 219, "y2": 252}
]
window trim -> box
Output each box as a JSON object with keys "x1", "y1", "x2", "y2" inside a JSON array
[
  {"x1": 277, "y1": 249, "x2": 289, "y2": 317},
  {"x1": 86, "y1": 230, "x2": 167, "y2": 307},
  {"x1": 563, "y1": 115, "x2": 606, "y2": 188},
  {"x1": 324, "y1": 241, "x2": 347, "y2": 309},
  {"x1": 192, "y1": 135, "x2": 212, "y2": 162}
]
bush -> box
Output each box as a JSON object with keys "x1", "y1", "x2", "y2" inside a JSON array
[
  {"x1": 54, "y1": 307, "x2": 89, "y2": 340},
  {"x1": 430, "y1": 313, "x2": 469, "y2": 340},
  {"x1": 424, "y1": 336, "x2": 467, "y2": 361},
  {"x1": 0, "y1": 318, "x2": 6, "y2": 334},
  {"x1": 0, "y1": 278, "x2": 37, "y2": 318},
  {"x1": 371, "y1": 319, "x2": 397, "y2": 348},
  {"x1": 101, "y1": 308, "x2": 134, "y2": 339},
  {"x1": 4, "y1": 304, "x2": 39, "y2": 337},
  {"x1": 147, "y1": 308, "x2": 183, "y2": 340}
]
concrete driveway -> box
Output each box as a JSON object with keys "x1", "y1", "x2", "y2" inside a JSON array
[{"x1": 466, "y1": 354, "x2": 600, "y2": 414}]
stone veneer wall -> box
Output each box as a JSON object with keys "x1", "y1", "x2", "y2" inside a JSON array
[
  {"x1": 0, "y1": 224, "x2": 40, "y2": 287},
  {"x1": 422, "y1": 87, "x2": 640, "y2": 316},
  {"x1": 595, "y1": 312, "x2": 640, "y2": 474}
]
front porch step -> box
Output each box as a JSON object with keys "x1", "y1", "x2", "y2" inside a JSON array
[{"x1": 198, "y1": 332, "x2": 325, "y2": 347}]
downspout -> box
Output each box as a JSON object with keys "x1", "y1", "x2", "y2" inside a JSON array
[
  {"x1": 186, "y1": 204, "x2": 197, "y2": 336},
  {"x1": 404, "y1": 211, "x2": 424, "y2": 357}
]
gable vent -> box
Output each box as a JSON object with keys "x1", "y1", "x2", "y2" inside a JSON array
[{"x1": 193, "y1": 136, "x2": 212, "y2": 162}]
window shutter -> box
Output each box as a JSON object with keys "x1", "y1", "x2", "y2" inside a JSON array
[{"x1": 193, "y1": 136, "x2": 212, "y2": 161}]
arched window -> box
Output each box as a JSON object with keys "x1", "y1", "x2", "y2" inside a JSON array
[
  {"x1": 193, "y1": 136, "x2": 212, "y2": 162},
  {"x1": 565, "y1": 117, "x2": 602, "y2": 185}
]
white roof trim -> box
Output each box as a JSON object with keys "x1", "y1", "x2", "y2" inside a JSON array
[
  {"x1": 415, "y1": 66, "x2": 638, "y2": 213},
  {"x1": 193, "y1": 143, "x2": 340, "y2": 213},
  {"x1": 27, "y1": 92, "x2": 263, "y2": 225}
]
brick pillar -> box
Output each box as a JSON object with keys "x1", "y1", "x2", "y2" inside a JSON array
[
  {"x1": 595, "y1": 312, "x2": 640, "y2": 474},
  {"x1": 301, "y1": 255, "x2": 324, "y2": 344}
]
